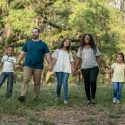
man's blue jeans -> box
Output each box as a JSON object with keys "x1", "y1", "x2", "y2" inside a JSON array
[
  {"x1": 113, "y1": 82, "x2": 122, "y2": 100},
  {"x1": 56, "y1": 72, "x2": 69, "y2": 100},
  {"x1": 0, "y1": 72, "x2": 14, "y2": 97}
]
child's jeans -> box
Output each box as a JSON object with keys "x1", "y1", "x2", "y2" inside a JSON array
[
  {"x1": 0, "y1": 72, "x2": 14, "y2": 97},
  {"x1": 56, "y1": 72, "x2": 69, "y2": 100},
  {"x1": 113, "y1": 82, "x2": 122, "y2": 100}
]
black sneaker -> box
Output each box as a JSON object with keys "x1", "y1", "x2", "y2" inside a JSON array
[
  {"x1": 87, "y1": 100, "x2": 92, "y2": 105},
  {"x1": 18, "y1": 96, "x2": 26, "y2": 102}
]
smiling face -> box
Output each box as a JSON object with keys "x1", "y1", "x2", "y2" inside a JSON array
[
  {"x1": 7, "y1": 47, "x2": 14, "y2": 56},
  {"x1": 84, "y1": 34, "x2": 91, "y2": 44},
  {"x1": 63, "y1": 39, "x2": 70, "y2": 48},
  {"x1": 117, "y1": 54, "x2": 124, "y2": 63},
  {"x1": 32, "y1": 29, "x2": 40, "y2": 39}
]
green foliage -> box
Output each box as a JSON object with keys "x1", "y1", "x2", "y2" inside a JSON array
[
  {"x1": 4, "y1": 9, "x2": 36, "y2": 35},
  {"x1": 0, "y1": 0, "x2": 125, "y2": 64}
]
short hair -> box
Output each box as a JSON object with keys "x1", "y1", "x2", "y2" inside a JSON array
[
  {"x1": 7, "y1": 45, "x2": 14, "y2": 49},
  {"x1": 33, "y1": 28, "x2": 41, "y2": 33}
]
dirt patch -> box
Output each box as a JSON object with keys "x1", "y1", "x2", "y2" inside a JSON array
[
  {"x1": 0, "y1": 115, "x2": 27, "y2": 125},
  {"x1": 36, "y1": 106, "x2": 109, "y2": 125}
]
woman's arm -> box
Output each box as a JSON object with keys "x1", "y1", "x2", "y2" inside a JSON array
[
  {"x1": 74, "y1": 57, "x2": 81, "y2": 72},
  {"x1": 104, "y1": 68, "x2": 114, "y2": 74},
  {"x1": 96, "y1": 56, "x2": 101, "y2": 67},
  {"x1": 51, "y1": 58, "x2": 57, "y2": 67}
]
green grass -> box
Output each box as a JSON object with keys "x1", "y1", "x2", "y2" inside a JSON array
[{"x1": 0, "y1": 82, "x2": 125, "y2": 124}]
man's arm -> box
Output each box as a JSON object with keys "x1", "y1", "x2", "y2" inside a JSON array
[
  {"x1": 45, "y1": 53, "x2": 53, "y2": 71},
  {"x1": 16, "y1": 51, "x2": 26, "y2": 64}
]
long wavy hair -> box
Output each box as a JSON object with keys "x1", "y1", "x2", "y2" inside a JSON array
[
  {"x1": 79, "y1": 33, "x2": 97, "y2": 53},
  {"x1": 59, "y1": 38, "x2": 71, "y2": 52}
]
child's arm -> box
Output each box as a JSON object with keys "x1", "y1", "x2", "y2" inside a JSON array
[
  {"x1": 104, "y1": 68, "x2": 113, "y2": 84},
  {"x1": 71, "y1": 62, "x2": 75, "y2": 76},
  {"x1": 0, "y1": 63, "x2": 3, "y2": 69},
  {"x1": 102, "y1": 67, "x2": 114, "y2": 74}
]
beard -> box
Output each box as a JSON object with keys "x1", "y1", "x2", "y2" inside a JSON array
[{"x1": 32, "y1": 34, "x2": 39, "y2": 39}]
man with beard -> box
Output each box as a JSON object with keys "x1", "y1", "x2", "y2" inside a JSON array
[{"x1": 16, "y1": 28, "x2": 52, "y2": 102}]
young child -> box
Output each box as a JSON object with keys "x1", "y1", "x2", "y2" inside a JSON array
[
  {"x1": 104, "y1": 52, "x2": 125, "y2": 104},
  {"x1": 0, "y1": 46, "x2": 16, "y2": 98},
  {"x1": 51, "y1": 38, "x2": 74, "y2": 104}
]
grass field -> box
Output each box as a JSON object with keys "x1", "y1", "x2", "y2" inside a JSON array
[{"x1": 0, "y1": 81, "x2": 125, "y2": 125}]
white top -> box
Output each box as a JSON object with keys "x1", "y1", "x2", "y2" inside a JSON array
[
  {"x1": 52, "y1": 49, "x2": 74, "y2": 73},
  {"x1": 1, "y1": 55, "x2": 16, "y2": 72},
  {"x1": 76, "y1": 47, "x2": 101, "y2": 69},
  {"x1": 111, "y1": 63, "x2": 125, "y2": 82}
]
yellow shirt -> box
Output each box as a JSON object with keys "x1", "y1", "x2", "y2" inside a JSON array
[{"x1": 111, "y1": 63, "x2": 125, "y2": 82}]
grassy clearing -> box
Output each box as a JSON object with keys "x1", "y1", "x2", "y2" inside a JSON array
[{"x1": 0, "y1": 82, "x2": 125, "y2": 125}]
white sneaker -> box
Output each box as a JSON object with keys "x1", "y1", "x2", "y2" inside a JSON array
[
  {"x1": 64, "y1": 100, "x2": 68, "y2": 104},
  {"x1": 113, "y1": 98, "x2": 116, "y2": 103},
  {"x1": 116, "y1": 100, "x2": 120, "y2": 104}
]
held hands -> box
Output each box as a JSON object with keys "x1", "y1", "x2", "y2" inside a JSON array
[
  {"x1": 100, "y1": 67, "x2": 106, "y2": 74},
  {"x1": 72, "y1": 71, "x2": 76, "y2": 77},
  {"x1": 48, "y1": 64, "x2": 53, "y2": 72},
  {"x1": 15, "y1": 62, "x2": 21, "y2": 69},
  {"x1": 72, "y1": 67, "x2": 77, "y2": 77}
]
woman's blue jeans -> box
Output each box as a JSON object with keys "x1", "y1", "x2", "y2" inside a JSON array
[
  {"x1": 56, "y1": 72, "x2": 69, "y2": 100},
  {"x1": 113, "y1": 82, "x2": 122, "y2": 100}
]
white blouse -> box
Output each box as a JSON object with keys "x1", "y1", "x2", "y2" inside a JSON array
[{"x1": 52, "y1": 49, "x2": 74, "y2": 73}]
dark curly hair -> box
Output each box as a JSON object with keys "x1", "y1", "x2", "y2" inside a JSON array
[{"x1": 79, "y1": 33, "x2": 97, "y2": 54}]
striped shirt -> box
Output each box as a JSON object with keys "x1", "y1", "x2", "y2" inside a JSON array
[{"x1": 1, "y1": 55, "x2": 16, "y2": 72}]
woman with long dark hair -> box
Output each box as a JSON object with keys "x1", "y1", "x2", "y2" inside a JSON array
[
  {"x1": 51, "y1": 38, "x2": 74, "y2": 104},
  {"x1": 75, "y1": 34, "x2": 101, "y2": 105}
]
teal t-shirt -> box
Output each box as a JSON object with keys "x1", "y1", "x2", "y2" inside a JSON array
[{"x1": 22, "y1": 39, "x2": 50, "y2": 69}]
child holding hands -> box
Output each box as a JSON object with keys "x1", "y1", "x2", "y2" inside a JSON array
[
  {"x1": 0, "y1": 46, "x2": 16, "y2": 98},
  {"x1": 104, "y1": 52, "x2": 125, "y2": 103}
]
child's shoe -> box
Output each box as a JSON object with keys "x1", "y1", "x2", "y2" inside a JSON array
[
  {"x1": 64, "y1": 100, "x2": 68, "y2": 104},
  {"x1": 113, "y1": 98, "x2": 116, "y2": 103},
  {"x1": 116, "y1": 100, "x2": 120, "y2": 104}
]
